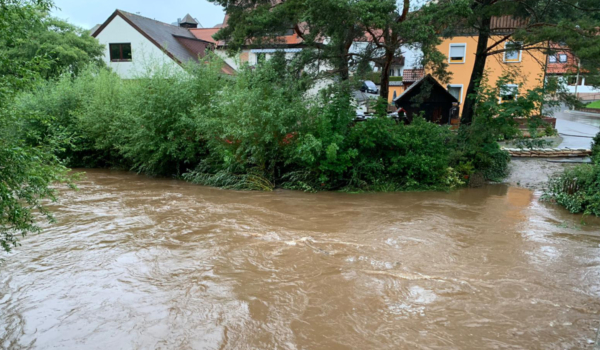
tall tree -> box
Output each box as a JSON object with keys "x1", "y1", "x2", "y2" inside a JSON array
[
  {"x1": 1, "y1": 0, "x2": 74, "y2": 253},
  {"x1": 1, "y1": 14, "x2": 105, "y2": 79},
  {"x1": 354, "y1": 0, "x2": 464, "y2": 100},
  {"x1": 208, "y1": 0, "x2": 365, "y2": 81},
  {"x1": 438, "y1": 0, "x2": 600, "y2": 125}
]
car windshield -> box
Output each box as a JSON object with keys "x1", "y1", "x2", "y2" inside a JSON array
[{"x1": 364, "y1": 81, "x2": 376, "y2": 89}]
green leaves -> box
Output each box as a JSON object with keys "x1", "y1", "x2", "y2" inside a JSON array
[{"x1": 542, "y1": 162, "x2": 600, "y2": 217}]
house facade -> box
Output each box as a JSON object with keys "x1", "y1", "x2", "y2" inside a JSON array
[
  {"x1": 546, "y1": 48, "x2": 600, "y2": 102},
  {"x1": 92, "y1": 10, "x2": 234, "y2": 78},
  {"x1": 436, "y1": 18, "x2": 546, "y2": 113}
]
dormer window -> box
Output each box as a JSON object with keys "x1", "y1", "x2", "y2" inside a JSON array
[
  {"x1": 549, "y1": 54, "x2": 568, "y2": 64},
  {"x1": 559, "y1": 54, "x2": 567, "y2": 63}
]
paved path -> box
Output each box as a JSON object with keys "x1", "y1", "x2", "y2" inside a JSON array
[{"x1": 553, "y1": 110, "x2": 599, "y2": 149}]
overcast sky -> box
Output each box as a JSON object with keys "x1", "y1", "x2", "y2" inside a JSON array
[{"x1": 51, "y1": 0, "x2": 226, "y2": 30}]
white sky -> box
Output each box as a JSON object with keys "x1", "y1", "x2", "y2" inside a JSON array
[{"x1": 51, "y1": 0, "x2": 226, "y2": 30}]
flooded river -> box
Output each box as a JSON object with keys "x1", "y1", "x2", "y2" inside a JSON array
[{"x1": 2, "y1": 169, "x2": 600, "y2": 350}]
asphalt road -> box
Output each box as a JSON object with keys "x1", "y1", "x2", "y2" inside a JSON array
[{"x1": 553, "y1": 109, "x2": 600, "y2": 149}]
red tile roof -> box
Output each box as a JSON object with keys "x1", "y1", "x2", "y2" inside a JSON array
[{"x1": 190, "y1": 28, "x2": 220, "y2": 44}]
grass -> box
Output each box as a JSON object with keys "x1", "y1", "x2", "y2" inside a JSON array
[{"x1": 586, "y1": 100, "x2": 600, "y2": 109}]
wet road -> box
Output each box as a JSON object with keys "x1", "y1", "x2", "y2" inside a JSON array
[
  {"x1": 552, "y1": 109, "x2": 599, "y2": 149},
  {"x1": 2, "y1": 170, "x2": 600, "y2": 349}
]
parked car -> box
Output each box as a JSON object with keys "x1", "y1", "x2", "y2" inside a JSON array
[{"x1": 360, "y1": 80, "x2": 379, "y2": 94}]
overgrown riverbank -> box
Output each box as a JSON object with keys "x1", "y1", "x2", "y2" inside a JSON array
[
  {"x1": 542, "y1": 132, "x2": 600, "y2": 216},
  {"x1": 13, "y1": 54, "x2": 512, "y2": 192}
]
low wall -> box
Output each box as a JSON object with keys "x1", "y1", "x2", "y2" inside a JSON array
[
  {"x1": 503, "y1": 148, "x2": 591, "y2": 158},
  {"x1": 576, "y1": 108, "x2": 600, "y2": 114}
]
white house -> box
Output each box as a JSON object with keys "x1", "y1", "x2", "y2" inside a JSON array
[{"x1": 92, "y1": 10, "x2": 234, "y2": 78}]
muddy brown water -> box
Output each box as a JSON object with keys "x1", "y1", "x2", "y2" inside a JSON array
[{"x1": 2, "y1": 169, "x2": 600, "y2": 350}]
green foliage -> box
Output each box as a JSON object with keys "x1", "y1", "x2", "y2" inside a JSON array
[
  {"x1": 592, "y1": 131, "x2": 600, "y2": 163},
  {"x1": 17, "y1": 59, "x2": 229, "y2": 175},
  {"x1": 586, "y1": 100, "x2": 600, "y2": 109},
  {"x1": 0, "y1": 104, "x2": 74, "y2": 252},
  {"x1": 542, "y1": 131, "x2": 600, "y2": 217},
  {"x1": 365, "y1": 71, "x2": 381, "y2": 84},
  {"x1": 450, "y1": 74, "x2": 548, "y2": 182},
  {"x1": 188, "y1": 52, "x2": 311, "y2": 187},
  {"x1": 18, "y1": 53, "x2": 467, "y2": 193},
  {"x1": 542, "y1": 163, "x2": 600, "y2": 217},
  {"x1": 284, "y1": 86, "x2": 456, "y2": 191},
  {"x1": 1, "y1": 15, "x2": 105, "y2": 79},
  {"x1": 389, "y1": 76, "x2": 403, "y2": 82},
  {"x1": 0, "y1": 0, "x2": 78, "y2": 253}
]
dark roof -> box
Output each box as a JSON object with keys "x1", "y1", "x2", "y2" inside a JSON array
[
  {"x1": 92, "y1": 10, "x2": 236, "y2": 75},
  {"x1": 181, "y1": 14, "x2": 198, "y2": 25},
  {"x1": 93, "y1": 10, "x2": 203, "y2": 64},
  {"x1": 393, "y1": 74, "x2": 458, "y2": 104}
]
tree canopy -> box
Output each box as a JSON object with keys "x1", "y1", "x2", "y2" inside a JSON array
[{"x1": 1, "y1": 11, "x2": 104, "y2": 79}]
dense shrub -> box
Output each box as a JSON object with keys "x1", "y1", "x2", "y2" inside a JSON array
[
  {"x1": 542, "y1": 131, "x2": 600, "y2": 216},
  {"x1": 13, "y1": 53, "x2": 521, "y2": 193},
  {"x1": 592, "y1": 131, "x2": 600, "y2": 163},
  {"x1": 542, "y1": 163, "x2": 600, "y2": 216}
]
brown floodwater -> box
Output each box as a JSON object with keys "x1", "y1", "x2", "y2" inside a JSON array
[{"x1": 2, "y1": 169, "x2": 600, "y2": 350}]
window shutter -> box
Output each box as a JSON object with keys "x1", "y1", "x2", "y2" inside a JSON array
[{"x1": 450, "y1": 45, "x2": 464, "y2": 58}]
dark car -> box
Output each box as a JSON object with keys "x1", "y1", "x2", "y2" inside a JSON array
[{"x1": 360, "y1": 80, "x2": 379, "y2": 94}]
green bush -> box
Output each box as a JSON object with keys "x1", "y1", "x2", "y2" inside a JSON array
[
  {"x1": 13, "y1": 52, "x2": 485, "y2": 192},
  {"x1": 592, "y1": 131, "x2": 600, "y2": 163},
  {"x1": 542, "y1": 163, "x2": 600, "y2": 216}
]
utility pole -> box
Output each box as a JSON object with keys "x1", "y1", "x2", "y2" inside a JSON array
[{"x1": 573, "y1": 57, "x2": 581, "y2": 110}]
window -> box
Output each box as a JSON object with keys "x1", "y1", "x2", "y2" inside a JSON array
[
  {"x1": 447, "y1": 85, "x2": 463, "y2": 103},
  {"x1": 256, "y1": 53, "x2": 267, "y2": 65},
  {"x1": 504, "y1": 42, "x2": 521, "y2": 62},
  {"x1": 109, "y1": 43, "x2": 132, "y2": 62},
  {"x1": 449, "y1": 43, "x2": 466, "y2": 63},
  {"x1": 500, "y1": 84, "x2": 518, "y2": 102},
  {"x1": 549, "y1": 55, "x2": 557, "y2": 63},
  {"x1": 559, "y1": 54, "x2": 568, "y2": 63},
  {"x1": 568, "y1": 76, "x2": 583, "y2": 86}
]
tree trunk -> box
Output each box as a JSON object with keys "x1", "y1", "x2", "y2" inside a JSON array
[
  {"x1": 460, "y1": 15, "x2": 492, "y2": 125},
  {"x1": 379, "y1": 50, "x2": 394, "y2": 101}
]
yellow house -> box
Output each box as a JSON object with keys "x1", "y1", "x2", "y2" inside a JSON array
[
  {"x1": 437, "y1": 33, "x2": 546, "y2": 114},
  {"x1": 388, "y1": 81, "x2": 405, "y2": 104}
]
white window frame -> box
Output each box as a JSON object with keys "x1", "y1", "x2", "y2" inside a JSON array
[
  {"x1": 503, "y1": 41, "x2": 522, "y2": 63},
  {"x1": 447, "y1": 84, "x2": 464, "y2": 103},
  {"x1": 549, "y1": 55, "x2": 557, "y2": 63},
  {"x1": 559, "y1": 54, "x2": 568, "y2": 63},
  {"x1": 449, "y1": 43, "x2": 467, "y2": 64},
  {"x1": 499, "y1": 84, "x2": 519, "y2": 103}
]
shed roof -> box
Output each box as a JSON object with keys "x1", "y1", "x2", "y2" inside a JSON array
[{"x1": 393, "y1": 74, "x2": 458, "y2": 104}]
